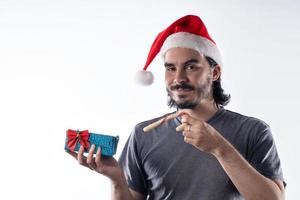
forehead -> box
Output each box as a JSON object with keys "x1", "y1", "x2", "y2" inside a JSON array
[{"x1": 163, "y1": 47, "x2": 204, "y2": 64}]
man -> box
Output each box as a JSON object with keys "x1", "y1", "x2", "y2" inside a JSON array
[{"x1": 68, "y1": 15, "x2": 286, "y2": 199}]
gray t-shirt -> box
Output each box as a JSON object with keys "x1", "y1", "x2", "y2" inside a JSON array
[{"x1": 118, "y1": 108, "x2": 285, "y2": 200}]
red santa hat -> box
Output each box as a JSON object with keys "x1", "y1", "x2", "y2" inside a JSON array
[{"x1": 135, "y1": 15, "x2": 222, "y2": 86}]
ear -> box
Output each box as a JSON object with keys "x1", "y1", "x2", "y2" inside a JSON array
[{"x1": 212, "y1": 65, "x2": 221, "y2": 81}]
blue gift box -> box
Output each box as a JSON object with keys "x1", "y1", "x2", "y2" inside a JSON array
[{"x1": 65, "y1": 131, "x2": 119, "y2": 156}]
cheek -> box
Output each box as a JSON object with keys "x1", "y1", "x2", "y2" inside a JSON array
[
  {"x1": 165, "y1": 73, "x2": 173, "y2": 85},
  {"x1": 195, "y1": 72, "x2": 212, "y2": 85}
]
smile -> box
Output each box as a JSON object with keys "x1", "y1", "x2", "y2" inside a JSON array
[{"x1": 173, "y1": 88, "x2": 193, "y2": 95}]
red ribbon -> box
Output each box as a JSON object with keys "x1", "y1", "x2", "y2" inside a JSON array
[{"x1": 66, "y1": 129, "x2": 90, "y2": 151}]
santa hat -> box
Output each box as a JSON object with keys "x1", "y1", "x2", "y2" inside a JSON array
[{"x1": 135, "y1": 15, "x2": 222, "y2": 86}]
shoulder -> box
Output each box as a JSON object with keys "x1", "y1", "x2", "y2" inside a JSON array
[
  {"x1": 221, "y1": 109, "x2": 272, "y2": 142},
  {"x1": 221, "y1": 109, "x2": 276, "y2": 152},
  {"x1": 223, "y1": 109, "x2": 270, "y2": 130}
]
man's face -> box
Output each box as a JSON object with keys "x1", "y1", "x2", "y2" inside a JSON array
[{"x1": 164, "y1": 47, "x2": 214, "y2": 109}]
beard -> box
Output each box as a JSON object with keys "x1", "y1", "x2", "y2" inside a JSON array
[
  {"x1": 167, "y1": 76, "x2": 212, "y2": 109},
  {"x1": 168, "y1": 97, "x2": 198, "y2": 109}
]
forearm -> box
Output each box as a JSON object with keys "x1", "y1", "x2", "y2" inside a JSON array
[
  {"x1": 213, "y1": 139, "x2": 284, "y2": 200},
  {"x1": 111, "y1": 174, "x2": 134, "y2": 200}
]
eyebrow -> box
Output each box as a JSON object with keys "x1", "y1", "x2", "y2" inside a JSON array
[
  {"x1": 183, "y1": 58, "x2": 200, "y2": 66},
  {"x1": 164, "y1": 58, "x2": 200, "y2": 67}
]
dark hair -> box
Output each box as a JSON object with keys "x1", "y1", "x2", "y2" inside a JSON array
[{"x1": 205, "y1": 56, "x2": 231, "y2": 107}]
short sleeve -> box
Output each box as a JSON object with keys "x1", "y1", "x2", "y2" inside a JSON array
[
  {"x1": 118, "y1": 127, "x2": 148, "y2": 195},
  {"x1": 249, "y1": 124, "x2": 286, "y2": 186}
]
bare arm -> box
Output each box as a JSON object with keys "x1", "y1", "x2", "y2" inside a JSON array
[
  {"x1": 178, "y1": 109, "x2": 285, "y2": 200},
  {"x1": 213, "y1": 137, "x2": 285, "y2": 200},
  {"x1": 110, "y1": 174, "x2": 147, "y2": 200},
  {"x1": 67, "y1": 145, "x2": 147, "y2": 200}
]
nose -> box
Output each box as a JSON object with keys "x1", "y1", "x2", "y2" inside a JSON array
[{"x1": 174, "y1": 69, "x2": 188, "y2": 84}]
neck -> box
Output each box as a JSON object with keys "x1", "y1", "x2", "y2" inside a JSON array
[{"x1": 179, "y1": 99, "x2": 219, "y2": 121}]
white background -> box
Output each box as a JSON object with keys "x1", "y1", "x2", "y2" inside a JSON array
[{"x1": 0, "y1": 0, "x2": 299, "y2": 199}]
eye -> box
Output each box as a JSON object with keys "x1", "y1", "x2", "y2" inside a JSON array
[
  {"x1": 185, "y1": 65, "x2": 197, "y2": 71},
  {"x1": 165, "y1": 66, "x2": 176, "y2": 72}
]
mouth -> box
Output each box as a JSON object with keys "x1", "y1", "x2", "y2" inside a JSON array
[
  {"x1": 168, "y1": 84, "x2": 195, "y2": 98},
  {"x1": 172, "y1": 88, "x2": 194, "y2": 97},
  {"x1": 170, "y1": 83, "x2": 195, "y2": 92},
  {"x1": 174, "y1": 88, "x2": 192, "y2": 92}
]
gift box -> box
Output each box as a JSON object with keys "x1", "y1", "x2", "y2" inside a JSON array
[{"x1": 64, "y1": 129, "x2": 119, "y2": 156}]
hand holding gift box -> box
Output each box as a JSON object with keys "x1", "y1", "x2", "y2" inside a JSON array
[
  {"x1": 65, "y1": 129, "x2": 119, "y2": 156},
  {"x1": 65, "y1": 129, "x2": 124, "y2": 184}
]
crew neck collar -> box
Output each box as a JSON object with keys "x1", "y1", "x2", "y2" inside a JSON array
[{"x1": 174, "y1": 107, "x2": 225, "y2": 126}]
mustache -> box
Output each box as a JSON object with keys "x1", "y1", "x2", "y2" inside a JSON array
[{"x1": 170, "y1": 83, "x2": 195, "y2": 91}]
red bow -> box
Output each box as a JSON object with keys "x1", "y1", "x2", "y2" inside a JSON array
[{"x1": 66, "y1": 129, "x2": 90, "y2": 151}]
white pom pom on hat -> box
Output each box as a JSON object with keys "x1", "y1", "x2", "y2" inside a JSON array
[
  {"x1": 135, "y1": 15, "x2": 222, "y2": 86},
  {"x1": 135, "y1": 70, "x2": 154, "y2": 86}
]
